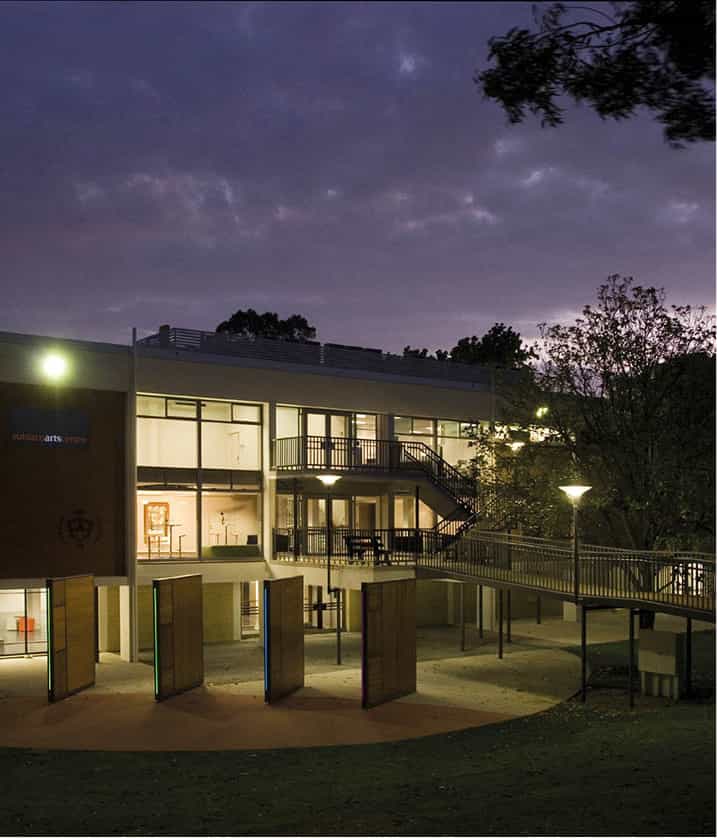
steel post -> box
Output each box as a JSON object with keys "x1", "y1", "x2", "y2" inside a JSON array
[
  {"x1": 581, "y1": 605, "x2": 587, "y2": 702},
  {"x1": 628, "y1": 608, "x2": 635, "y2": 708},
  {"x1": 685, "y1": 616, "x2": 692, "y2": 697},
  {"x1": 497, "y1": 589, "x2": 504, "y2": 659}
]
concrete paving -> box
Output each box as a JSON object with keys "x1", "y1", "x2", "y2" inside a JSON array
[{"x1": 0, "y1": 622, "x2": 594, "y2": 750}]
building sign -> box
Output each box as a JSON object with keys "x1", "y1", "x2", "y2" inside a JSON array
[{"x1": 10, "y1": 407, "x2": 89, "y2": 447}]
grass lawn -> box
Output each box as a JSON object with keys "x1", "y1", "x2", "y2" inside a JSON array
[{"x1": 0, "y1": 633, "x2": 713, "y2": 836}]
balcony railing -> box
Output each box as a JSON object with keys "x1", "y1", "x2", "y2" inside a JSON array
[
  {"x1": 273, "y1": 436, "x2": 477, "y2": 513},
  {"x1": 273, "y1": 527, "x2": 435, "y2": 567}
]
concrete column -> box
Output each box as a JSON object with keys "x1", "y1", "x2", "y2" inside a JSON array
[
  {"x1": 232, "y1": 582, "x2": 243, "y2": 641},
  {"x1": 563, "y1": 602, "x2": 583, "y2": 623},
  {"x1": 119, "y1": 584, "x2": 134, "y2": 661},
  {"x1": 446, "y1": 581, "x2": 457, "y2": 625},
  {"x1": 478, "y1": 585, "x2": 498, "y2": 631},
  {"x1": 98, "y1": 586, "x2": 120, "y2": 653},
  {"x1": 257, "y1": 580, "x2": 265, "y2": 643}
]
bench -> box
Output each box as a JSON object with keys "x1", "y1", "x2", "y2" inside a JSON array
[{"x1": 344, "y1": 535, "x2": 391, "y2": 566}]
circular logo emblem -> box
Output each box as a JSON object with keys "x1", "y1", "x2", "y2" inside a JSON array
[{"x1": 59, "y1": 509, "x2": 101, "y2": 548}]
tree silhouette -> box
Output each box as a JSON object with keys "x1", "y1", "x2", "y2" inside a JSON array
[
  {"x1": 477, "y1": 1, "x2": 715, "y2": 147},
  {"x1": 216, "y1": 309, "x2": 317, "y2": 342}
]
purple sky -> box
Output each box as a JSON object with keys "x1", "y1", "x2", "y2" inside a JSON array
[{"x1": 1, "y1": 2, "x2": 714, "y2": 353}]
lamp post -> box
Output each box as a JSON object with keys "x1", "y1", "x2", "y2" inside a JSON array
[
  {"x1": 559, "y1": 485, "x2": 592, "y2": 601},
  {"x1": 317, "y1": 474, "x2": 342, "y2": 664}
]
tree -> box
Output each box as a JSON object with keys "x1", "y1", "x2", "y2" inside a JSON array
[
  {"x1": 216, "y1": 309, "x2": 316, "y2": 342},
  {"x1": 476, "y1": 1, "x2": 715, "y2": 146},
  {"x1": 403, "y1": 322, "x2": 533, "y2": 367},
  {"x1": 533, "y1": 275, "x2": 715, "y2": 550},
  {"x1": 450, "y1": 323, "x2": 535, "y2": 367}
]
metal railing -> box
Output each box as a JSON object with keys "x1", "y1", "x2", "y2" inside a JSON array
[
  {"x1": 137, "y1": 326, "x2": 494, "y2": 386},
  {"x1": 273, "y1": 527, "x2": 427, "y2": 567},
  {"x1": 273, "y1": 436, "x2": 477, "y2": 510},
  {"x1": 422, "y1": 531, "x2": 715, "y2": 619}
]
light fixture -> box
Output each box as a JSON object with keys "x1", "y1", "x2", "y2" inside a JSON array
[
  {"x1": 507, "y1": 441, "x2": 525, "y2": 452},
  {"x1": 40, "y1": 352, "x2": 69, "y2": 382},
  {"x1": 317, "y1": 474, "x2": 342, "y2": 486},
  {"x1": 536, "y1": 406, "x2": 549, "y2": 419},
  {"x1": 559, "y1": 485, "x2": 592, "y2": 503}
]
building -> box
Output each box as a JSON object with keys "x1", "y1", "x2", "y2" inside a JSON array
[{"x1": 0, "y1": 325, "x2": 548, "y2": 661}]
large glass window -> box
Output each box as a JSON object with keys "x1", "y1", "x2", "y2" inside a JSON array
[
  {"x1": 202, "y1": 423, "x2": 261, "y2": 469},
  {"x1": 394, "y1": 416, "x2": 435, "y2": 450},
  {"x1": 276, "y1": 406, "x2": 299, "y2": 438},
  {"x1": 0, "y1": 589, "x2": 47, "y2": 657},
  {"x1": 136, "y1": 490, "x2": 198, "y2": 558},
  {"x1": 437, "y1": 418, "x2": 483, "y2": 466},
  {"x1": 393, "y1": 495, "x2": 435, "y2": 528},
  {"x1": 201, "y1": 492, "x2": 261, "y2": 553},
  {"x1": 354, "y1": 414, "x2": 377, "y2": 439},
  {"x1": 137, "y1": 418, "x2": 198, "y2": 468}
]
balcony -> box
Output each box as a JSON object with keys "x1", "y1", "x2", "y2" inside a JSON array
[{"x1": 272, "y1": 527, "x2": 445, "y2": 568}]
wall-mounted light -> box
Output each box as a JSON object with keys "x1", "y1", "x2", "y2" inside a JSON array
[
  {"x1": 317, "y1": 474, "x2": 342, "y2": 487},
  {"x1": 40, "y1": 352, "x2": 69, "y2": 382}
]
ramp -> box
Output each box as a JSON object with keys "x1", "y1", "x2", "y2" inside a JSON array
[
  {"x1": 47, "y1": 574, "x2": 95, "y2": 702},
  {"x1": 153, "y1": 575, "x2": 203, "y2": 701},
  {"x1": 263, "y1": 576, "x2": 304, "y2": 703},
  {"x1": 361, "y1": 578, "x2": 416, "y2": 708}
]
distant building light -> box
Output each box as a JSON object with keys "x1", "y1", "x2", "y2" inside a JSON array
[
  {"x1": 536, "y1": 406, "x2": 549, "y2": 419},
  {"x1": 507, "y1": 441, "x2": 525, "y2": 452}
]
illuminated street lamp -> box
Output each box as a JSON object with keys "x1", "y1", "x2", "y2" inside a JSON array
[
  {"x1": 559, "y1": 485, "x2": 592, "y2": 601},
  {"x1": 506, "y1": 440, "x2": 525, "y2": 453},
  {"x1": 40, "y1": 352, "x2": 69, "y2": 382},
  {"x1": 317, "y1": 473, "x2": 342, "y2": 664},
  {"x1": 535, "y1": 405, "x2": 549, "y2": 419}
]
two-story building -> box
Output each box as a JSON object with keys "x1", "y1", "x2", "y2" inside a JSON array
[{"x1": 0, "y1": 325, "x2": 533, "y2": 661}]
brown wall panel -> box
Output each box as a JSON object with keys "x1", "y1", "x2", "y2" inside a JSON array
[
  {"x1": 264, "y1": 576, "x2": 304, "y2": 703},
  {"x1": 48, "y1": 575, "x2": 96, "y2": 702},
  {"x1": 153, "y1": 575, "x2": 204, "y2": 700},
  {"x1": 0, "y1": 382, "x2": 126, "y2": 579},
  {"x1": 361, "y1": 578, "x2": 416, "y2": 709}
]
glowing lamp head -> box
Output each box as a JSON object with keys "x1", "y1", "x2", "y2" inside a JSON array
[
  {"x1": 507, "y1": 441, "x2": 525, "y2": 453},
  {"x1": 536, "y1": 406, "x2": 549, "y2": 419},
  {"x1": 559, "y1": 485, "x2": 592, "y2": 504},
  {"x1": 40, "y1": 352, "x2": 68, "y2": 382},
  {"x1": 317, "y1": 474, "x2": 342, "y2": 487}
]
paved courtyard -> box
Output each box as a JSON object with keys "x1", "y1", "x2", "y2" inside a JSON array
[{"x1": 0, "y1": 613, "x2": 708, "y2": 751}]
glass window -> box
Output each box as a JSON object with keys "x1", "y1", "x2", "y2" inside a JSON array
[
  {"x1": 136, "y1": 490, "x2": 198, "y2": 559},
  {"x1": 460, "y1": 422, "x2": 478, "y2": 437},
  {"x1": 202, "y1": 401, "x2": 232, "y2": 422},
  {"x1": 233, "y1": 404, "x2": 261, "y2": 423},
  {"x1": 137, "y1": 395, "x2": 165, "y2": 417},
  {"x1": 394, "y1": 416, "x2": 411, "y2": 434},
  {"x1": 393, "y1": 496, "x2": 435, "y2": 528},
  {"x1": 440, "y1": 436, "x2": 473, "y2": 466},
  {"x1": 201, "y1": 492, "x2": 261, "y2": 552},
  {"x1": 437, "y1": 419, "x2": 459, "y2": 437},
  {"x1": 0, "y1": 589, "x2": 47, "y2": 656},
  {"x1": 167, "y1": 399, "x2": 197, "y2": 419},
  {"x1": 202, "y1": 423, "x2": 261, "y2": 470},
  {"x1": 276, "y1": 406, "x2": 299, "y2": 438},
  {"x1": 355, "y1": 414, "x2": 377, "y2": 439},
  {"x1": 137, "y1": 417, "x2": 198, "y2": 467},
  {"x1": 412, "y1": 418, "x2": 434, "y2": 436}
]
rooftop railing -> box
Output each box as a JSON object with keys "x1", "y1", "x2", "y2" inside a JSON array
[{"x1": 137, "y1": 326, "x2": 494, "y2": 386}]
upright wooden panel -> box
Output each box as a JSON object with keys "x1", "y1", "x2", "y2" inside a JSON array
[
  {"x1": 153, "y1": 575, "x2": 204, "y2": 701},
  {"x1": 47, "y1": 574, "x2": 95, "y2": 702},
  {"x1": 264, "y1": 576, "x2": 304, "y2": 703},
  {"x1": 362, "y1": 578, "x2": 416, "y2": 709}
]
